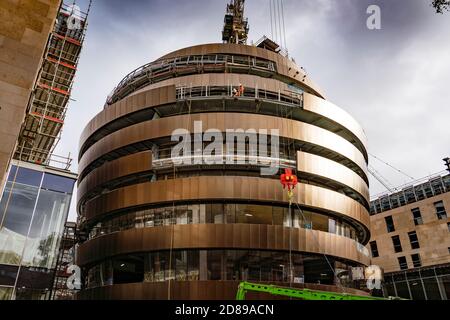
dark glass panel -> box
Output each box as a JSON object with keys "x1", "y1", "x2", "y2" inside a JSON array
[
  {"x1": 113, "y1": 255, "x2": 144, "y2": 285},
  {"x1": 408, "y1": 280, "x2": 426, "y2": 300},
  {"x1": 423, "y1": 277, "x2": 442, "y2": 300},
  {"x1": 7, "y1": 166, "x2": 18, "y2": 182},
  {"x1": 394, "y1": 281, "x2": 411, "y2": 299},
  {"x1": 41, "y1": 174, "x2": 75, "y2": 194},
  {"x1": 0, "y1": 264, "x2": 18, "y2": 286},
  {"x1": 14, "y1": 167, "x2": 43, "y2": 187}
]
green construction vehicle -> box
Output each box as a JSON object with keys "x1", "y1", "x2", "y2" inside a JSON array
[{"x1": 236, "y1": 282, "x2": 403, "y2": 300}]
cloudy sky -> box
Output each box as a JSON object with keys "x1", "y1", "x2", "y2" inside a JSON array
[{"x1": 58, "y1": 0, "x2": 450, "y2": 221}]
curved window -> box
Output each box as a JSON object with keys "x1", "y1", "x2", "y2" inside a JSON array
[
  {"x1": 85, "y1": 250, "x2": 363, "y2": 291},
  {"x1": 87, "y1": 203, "x2": 362, "y2": 242}
]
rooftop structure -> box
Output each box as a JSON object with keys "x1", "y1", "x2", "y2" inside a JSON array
[{"x1": 370, "y1": 172, "x2": 450, "y2": 215}]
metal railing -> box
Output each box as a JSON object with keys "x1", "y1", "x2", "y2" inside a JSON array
[
  {"x1": 106, "y1": 53, "x2": 278, "y2": 105},
  {"x1": 152, "y1": 155, "x2": 296, "y2": 170}
]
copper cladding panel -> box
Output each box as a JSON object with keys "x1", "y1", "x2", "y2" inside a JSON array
[
  {"x1": 80, "y1": 83, "x2": 367, "y2": 160},
  {"x1": 77, "y1": 151, "x2": 152, "y2": 204},
  {"x1": 78, "y1": 113, "x2": 368, "y2": 181},
  {"x1": 77, "y1": 224, "x2": 371, "y2": 267},
  {"x1": 79, "y1": 85, "x2": 176, "y2": 150},
  {"x1": 297, "y1": 151, "x2": 370, "y2": 203},
  {"x1": 82, "y1": 176, "x2": 370, "y2": 230}
]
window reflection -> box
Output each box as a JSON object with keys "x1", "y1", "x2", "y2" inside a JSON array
[
  {"x1": 87, "y1": 203, "x2": 362, "y2": 243},
  {"x1": 0, "y1": 182, "x2": 40, "y2": 265},
  {"x1": 85, "y1": 250, "x2": 361, "y2": 290},
  {"x1": 0, "y1": 164, "x2": 76, "y2": 300},
  {"x1": 21, "y1": 189, "x2": 72, "y2": 269}
]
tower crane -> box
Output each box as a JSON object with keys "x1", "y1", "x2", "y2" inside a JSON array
[{"x1": 222, "y1": 0, "x2": 249, "y2": 44}]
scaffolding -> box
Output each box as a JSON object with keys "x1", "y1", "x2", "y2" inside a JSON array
[
  {"x1": 50, "y1": 222, "x2": 78, "y2": 300},
  {"x1": 13, "y1": 1, "x2": 92, "y2": 170}
]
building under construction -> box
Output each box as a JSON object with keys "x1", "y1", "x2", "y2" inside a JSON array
[
  {"x1": 75, "y1": 0, "x2": 373, "y2": 300},
  {"x1": 0, "y1": 1, "x2": 90, "y2": 300}
]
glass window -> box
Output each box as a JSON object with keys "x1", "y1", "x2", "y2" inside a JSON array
[
  {"x1": 41, "y1": 174, "x2": 75, "y2": 194},
  {"x1": 0, "y1": 265, "x2": 18, "y2": 286},
  {"x1": 311, "y1": 213, "x2": 329, "y2": 233},
  {"x1": 411, "y1": 208, "x2": 423, "y2": 226},
  {"x1": 408, "y1": 231, "x2": 420, "y2": 250},
  {"x1": 411, "y1": 254, "x2": 422, "y2": 268},
  {"x1": 207, "y1": 250, "x2": 223, "y2": 281},
  {"x1": 15, "y1": 266, "x2": 54, "y2": 300},
  {"x1": 394, "y1": 281, "x2": 410, "y2": 299},
  {"x1": 175, "y1": 206, "x2": 188, "y2": 225},
  {"x1": 259, "y1": 251, "x2": 272, "y2": 282},
  {"x1": 13, "y1": 167, "x2": 43, "y2": 187},
  {"x1": 224, "y1": 204, "x2": 235, "y2": 224},
  {"x1": 392, "y1": 235, "x2": 403, "y2": 253},
  {"x1": 7, "y1": 165, "x2": 18, "y2": 182},
  {"x1": 174, "y1": 251, "x2": 188, "y2": 281},
  {"x1": 370, "y1": 241, "x2": 379, "y2": 258},
  {"x1": 21, "y1": 189, "x2": 72, "y2": 269},
  {"x1": 248, "y1": 251, "x2": 260, "y2": 281},
  {"x1": 408, "y1": 280, "x2": 425, "y2": 300},
  {"x1": 385, "y1": 216, "x2": 395, "y2": 233},
  {"x1": 398, "y1": 257, "x2": 408, "y2": 270},
  {"x1": 0, "y1": 286, "x2": 13, "y2": 300},
  {"x1": 187, "y1": 250, "x2": 199, "y2": 281},
  {"x1": 211, "y1": 204, "x2": 224, "y2": 224},
  {"x1": 0, "y1": 182, "x2": 40, "y2": 265},
  {"x1": 423, "y1": 277, "x2": 443, "y2": 300},
  {"x1": 384, "y1": 282, "x2": 396, "y2": 298},
  {"x1": 434, "y1": 201, "x2": 447, "y2": 220},
  {"x1": 153, "y1": 252, "x2": 168, "y2": 282},
  {"x1": 113, "y1": 255, "x2": 144, "y2": 285},
  {"x1": 328, "y1": 219, "x2": 336, "y2": 234},
  {"x1": 304, "y1": 256, "x2": 334, "y2": 285}
]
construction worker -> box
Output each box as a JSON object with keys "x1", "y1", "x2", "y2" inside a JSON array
[{"x1": 238, "y1": 83, "x2": 245, "y2": 96}]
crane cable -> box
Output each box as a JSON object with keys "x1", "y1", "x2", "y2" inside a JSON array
[
  {"x1": 269, "y1": 0, "x2": 288, "y2": 52},
  {"x1": 369, "y1": 153, "x2": 415, "y2": 181},
  {"x1": 368, "y1": 165, "x2": 397, "y2": 193}
]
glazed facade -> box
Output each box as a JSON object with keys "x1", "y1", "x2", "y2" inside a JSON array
[
  {"x1": 0, "y1": 161, "x2": 76, "y2": 300},
  {"x1": 76, "y1": 43, "x2": 371, "y2": 299}
]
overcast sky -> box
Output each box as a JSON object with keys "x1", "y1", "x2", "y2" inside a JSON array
[{"x1": 58, "y1": 0, "x2": 450, "y2": 221}]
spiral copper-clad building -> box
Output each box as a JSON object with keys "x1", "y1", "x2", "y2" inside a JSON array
[{"x1": 76, "y1": 43, "x2": 371, "y2": 300}]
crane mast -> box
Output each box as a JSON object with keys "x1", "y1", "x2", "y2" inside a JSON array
[{"x1": 222, "y1": 0, "x2": 249, "y2": 45}]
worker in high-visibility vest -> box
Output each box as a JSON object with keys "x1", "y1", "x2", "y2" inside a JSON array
[{"x1": 238, "y1": 83, "x2": 245, "y2": 96}]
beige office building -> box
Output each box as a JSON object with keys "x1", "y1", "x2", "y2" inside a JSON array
[{"x1": 369, "y1": 172, "x2": 450, "y2": 300}]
